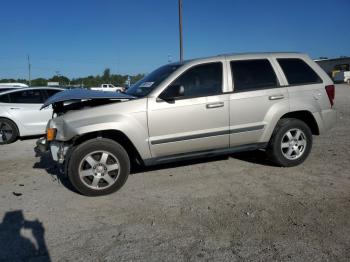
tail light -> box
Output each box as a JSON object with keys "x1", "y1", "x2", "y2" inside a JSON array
[{"x1": 325, "y1": 85, "x2": 335, "y2": 107}]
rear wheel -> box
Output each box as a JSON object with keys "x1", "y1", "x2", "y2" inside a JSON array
[
  {"x1": 267, "y1": 118, "x2": 312, "y2": 167},
  {"x1": 68, "y1": 138, "x2": 130, "y2": 196},
  {"x1": 0, "y1": 118, "x2": 18, "y2": 145}
]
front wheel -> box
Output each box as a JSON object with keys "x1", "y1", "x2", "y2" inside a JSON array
[
  {"x1": 267, "y1": 118, "x2": 313, "y2": 167},
  {"x1": 68, "y1": 138, "x2": 130, "y2": 196}
]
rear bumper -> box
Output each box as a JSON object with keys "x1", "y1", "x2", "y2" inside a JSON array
[{"x1": 313, "y1": 109, "x2": 337, "y2": 134}]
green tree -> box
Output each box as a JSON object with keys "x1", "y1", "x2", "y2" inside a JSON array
[
  {"x1": 31, "y1": 78, "x2": 47, "y2": 86},
  {"x1": 102, "y1": 68, "x2": 111, "y2": 83}
]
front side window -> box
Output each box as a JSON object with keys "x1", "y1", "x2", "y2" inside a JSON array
[
  {"x1": 166, "y1": 62, "x2": 223, "y2": 98},
  {"x1": 230, "y1": 59, "x2": 278, "y2": 92},
  {"x1": 277, "y1": 58, "x2": 322, "y2": 85},
  {"x1": 9, "y1": 90, "x2": 44, "y2": 104}
]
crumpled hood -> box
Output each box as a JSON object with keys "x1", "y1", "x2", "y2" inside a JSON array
[{"x1": 41, "y1": 88, "x2": 136, "y2": 109}]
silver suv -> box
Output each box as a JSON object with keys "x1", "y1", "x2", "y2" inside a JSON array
[{"x1": 37, "y1": 52, "x2": 336, "y2": 196}]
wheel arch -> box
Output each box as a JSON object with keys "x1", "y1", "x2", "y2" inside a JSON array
[
  {"x1": 71, "y1": 129, "x2": 145, "y2": 166},
  {"x1": 280, "y1": 110, "x2": 320, "y2": 135}
]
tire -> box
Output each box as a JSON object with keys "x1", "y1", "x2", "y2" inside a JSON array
[
  {"x1": 0, "y1": 118, "x2": 19, "y2": 145},
  {"x1": 67, "y1": 138, "x2": 130, "y2": 196},
  {"x1": 267, "y1": 118, "x2": 313, "y2": 167}
]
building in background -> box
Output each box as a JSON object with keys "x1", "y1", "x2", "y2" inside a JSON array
[
  {"x1": 47, "y1": 82, "x2": 60, "y2": 87},
  {"x1": 315, "y1": 57, "x2": 350, "y2": 80}
]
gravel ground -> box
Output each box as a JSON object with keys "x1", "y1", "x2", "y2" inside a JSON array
[{"x1": 0, "y1": 84, "x2": 349, "y2": 262}]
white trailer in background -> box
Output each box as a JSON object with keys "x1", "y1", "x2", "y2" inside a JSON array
[{"x1": 333, "y1": 71, "x2": 350, "y2": 84}]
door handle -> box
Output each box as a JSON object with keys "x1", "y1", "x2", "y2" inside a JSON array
[
  {"x1": 206, "y1": 102, "x2": 224, "y2": 109},
  {"x1": 269, "y1": 95, "x2": 284, "y2": 100},
  {"x1": 10, "y1": 107, "x2": 21, "y2": 110}
]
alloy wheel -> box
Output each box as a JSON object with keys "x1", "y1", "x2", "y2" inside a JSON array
[
  {"x1": 0, "y1": 121, "x2": 13, "y2": 143},
  {"x1": 78, "y1": 151, "x2": 121, "y2": 190},
  {"x1": 280, "y1": 128, "x2": 307, "y2": 160}
]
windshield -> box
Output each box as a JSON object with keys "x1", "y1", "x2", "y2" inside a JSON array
[{"x1": 126, "y1": 64, "x2": 181, "y2": 97}]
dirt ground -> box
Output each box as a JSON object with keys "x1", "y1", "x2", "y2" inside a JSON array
[{"x1": 0, "y1": 84, "x2": 349, "y2": 262}]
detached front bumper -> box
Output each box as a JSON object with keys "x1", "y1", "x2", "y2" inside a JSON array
[
  {"x1": 35, "y1": 137, "x2": 48, "y2": 155},
  {"x1": 35, "y1": 137, "x2": 70, "y2": 164}
]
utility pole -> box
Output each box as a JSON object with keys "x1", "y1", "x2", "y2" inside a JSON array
[
  {"x1": 168, "y1": 54, "x2": 173, "y2": 63},
  {"x1": 178, "y1": 0, "x2": 184, "y2": 62},
  {"x1": 27, "y1": 55, "x2": 31, "y2": 87}
]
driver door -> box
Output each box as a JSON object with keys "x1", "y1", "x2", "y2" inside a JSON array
[{"x1": 147, "y1": 62, "x2": 230, "y2": 158}]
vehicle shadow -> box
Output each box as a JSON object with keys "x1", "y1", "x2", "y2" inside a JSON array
[
  {"x1": 33, "y1": 150, "x2": 275, "y2": 193},
  {"x1": 0, "y1": 210, "x2": 51, "y2": 261},
  {"x1": 19, "y1": 135, "x2": 42, "y2": 141},
  {"x1": 33, "y1": 152, "x2": 78, "y2": 193},
  {"x1": 229, "y1": 150, "x2": 276, "y2": 166},
  {"x1": 131, "y1": 155, "x2": 229, "y2": 174},
  {"x1": 131, "y1": 150, "x2": 276, "y2": 175}
]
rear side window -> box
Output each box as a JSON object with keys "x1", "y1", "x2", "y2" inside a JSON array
[
  {"x1": 9, "y1": 90, "x2": 45, "y2": 104},
  {"x1": 230, "y1": 59, "x2": 278, "y2": 92},
  {"x1": 0, "y1": 94, "x2": 9, "y2": 103},
  {"x1": 277, "y1": 58, "x2": 322, "y2": 85}
]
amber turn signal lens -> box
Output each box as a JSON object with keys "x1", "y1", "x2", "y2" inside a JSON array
[{"x1": 46, "y1": 128, "x2": 56, "y2": 141}]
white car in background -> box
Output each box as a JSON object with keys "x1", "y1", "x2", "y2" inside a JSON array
[
  {"x1": 90, "y1": 84, "x2": 125, "y2": 92},
  {"x1": 0, "y1": 82, "x2": 28, "y2": 88},
  {"x1": 0, "y1": 83, "x2": 28, "y2": 93},
  {"x1": 0, "y1": 87, "x2": 63, "y2": 144}
]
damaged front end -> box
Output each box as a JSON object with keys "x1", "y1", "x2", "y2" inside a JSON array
[
  {"x1": 41, "y1": 88, "x2": 136, "y2": 115},
  {"x1": 35, "y1": 88, "x2": 136, "y2": 163},
  {"x1": 35, "y1": 137, "x2": 70, "y2": 164}
]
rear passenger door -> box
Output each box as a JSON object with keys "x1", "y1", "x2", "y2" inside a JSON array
[
  {"x1": 228, "y1": 58, "x2": 289, "y2": 147},
  {"x1": 6, "y1": 89, "x2": 52, "y2": 135}
]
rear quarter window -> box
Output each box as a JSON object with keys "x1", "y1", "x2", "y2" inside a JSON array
[{"x1": 277, "y1": 58, "x2": 322, "y2": 85}]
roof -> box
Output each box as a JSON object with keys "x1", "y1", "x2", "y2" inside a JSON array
[{"x1": 176, "y1": 52, "x2": 306, "y2": 65}]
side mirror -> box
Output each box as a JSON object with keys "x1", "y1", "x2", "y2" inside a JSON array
[{"x1": 158, "y1": 85, "x2": 185, "y2": 102}]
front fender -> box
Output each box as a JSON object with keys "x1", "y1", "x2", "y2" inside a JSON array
[{"x1": 49, "y1": 98, "x2": 151, "y2": 159}]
